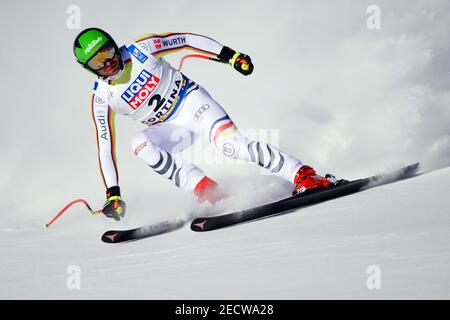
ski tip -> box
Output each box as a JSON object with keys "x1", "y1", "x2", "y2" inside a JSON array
[
  {"x1": 405, "y1": 162, "x2": 420, "y2": 174},
  {"x1": 409, "y1": 162, "x2": 420, "y2": 168}
]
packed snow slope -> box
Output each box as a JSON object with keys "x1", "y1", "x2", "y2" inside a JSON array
[
  {"x1": 1, "y1": 0, "x2": 450, "y2": 299},
  {"x1": 1, "y1": 166, "x2": 450, "y2": 299}
]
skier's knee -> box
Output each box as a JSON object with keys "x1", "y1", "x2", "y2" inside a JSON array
[
  {"x1": 215, "y1": 130, "x2": 249, "y2": 159},
  {"x1": 131, "y1": 132, "x2": 150, "y2": 157}
]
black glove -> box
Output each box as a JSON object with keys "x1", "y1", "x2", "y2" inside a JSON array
[
  {"x1": 218, "y1": 46, "x2": 254, "y2": 76},
  {"x1": 102, "y1": 186, "x2": 126, "y2": 221}
]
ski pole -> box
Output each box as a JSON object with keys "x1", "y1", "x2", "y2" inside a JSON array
[
  {"x1": 178, "y1": 54, "x2": 227, "y2": 71},
  {"x1": 44, "y1": 199, "x2": 101, "y2": 229}
]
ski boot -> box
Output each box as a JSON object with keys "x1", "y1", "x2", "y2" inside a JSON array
[
  {"x1": 293, "y1": 165, "x2": 349, "y2": 196},
  {"x1": 293, "y1": 165, "x2": 331, "y2": 196},
  {"x1": 194, "y1": 176, "x2": 230, "y2": 205}
]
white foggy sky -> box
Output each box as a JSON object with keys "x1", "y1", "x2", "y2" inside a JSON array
[{"x1": 0, "y1": 0, "x2": 449, "y2": 215}]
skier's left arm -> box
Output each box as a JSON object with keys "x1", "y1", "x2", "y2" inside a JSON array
[{"x1": 135, "y1": 32, "x2": 253, "y2": 75}]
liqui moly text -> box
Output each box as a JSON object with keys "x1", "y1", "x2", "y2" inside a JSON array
[{"x1": 121, "y1": 70, "x2": 160, "y2": 110}]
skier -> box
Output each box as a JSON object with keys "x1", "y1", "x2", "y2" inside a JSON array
[{"x1": 73, "y1": 28, "x2": 332, "y2": 221}]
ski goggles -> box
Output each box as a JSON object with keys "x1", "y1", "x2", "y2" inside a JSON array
[{"x1": 86, "y1": 42, "x2": 117, "y2": 71}]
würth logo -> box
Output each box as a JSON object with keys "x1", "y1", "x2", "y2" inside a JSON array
[
  {"x1": 153, "y1": 39, "x2": 162, "y2": 49},
  {"x1": 121, "y1": 70, "x2": 160, "y2": 110},
  {"x1": 161, "y1": 37, "x2": 186, "y2": 47}
]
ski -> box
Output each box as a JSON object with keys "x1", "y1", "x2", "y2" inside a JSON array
[
  {"x1": 102, "y1": 163, "x2": 419, "y2": 242},
  {"x1": 102, "y1": 218, "x2": 186, "y2": 244},
  {"x1": 190, "y1": 162, "x2": 420, "y2": 232}
]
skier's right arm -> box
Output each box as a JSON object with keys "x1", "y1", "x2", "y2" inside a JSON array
[{"x1": 91, "y1": 94, "x2": 125, "y2": 220}]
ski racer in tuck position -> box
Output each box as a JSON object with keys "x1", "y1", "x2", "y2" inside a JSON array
[{"x1": 73, "y1": 28, "x2": 334, "y2": 221}]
